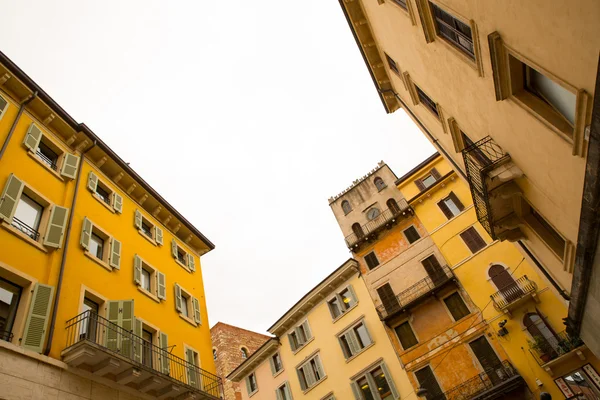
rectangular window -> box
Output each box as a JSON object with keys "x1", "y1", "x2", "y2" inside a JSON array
[
  {"x1": 141, "y1": 268, "x2": 151, "y2": 291},
  {"x1": 460, "y1": 226, "x2": 486, "y2": 253},
  {"x1": 392, "y1": 0, "x2": 408, "y2": 10},
  {"x1": 327, "y1": 285, "x2": 357, "y2": 320},
  {"x1": 297, "y1": 354, "x2": 325, "y2": 391},
  {"x1": 141, "y1": 220, "x2": 153, "y2": 238},
  {"x1": 444, "y1": 292, "x2": 470, "y2": 321},
  {"x1": 352, "y1": 362, "x2": 398, "y2": 400},
  {"x1": 364, "y1": 252, "x2": 380, "y2": 270},
  {"x1": 175, "y1": 284, "x2": 200, "y2": 324},
  {"x1": 0, "y1": 278, "x2": 22, "y2": 342},
  {"x1": 438, "y1": 192, "x2": 464, "y2": 219},
  {"x1": 421, "y1": 174, "x2": 436, "y2": 188},
  {"x1": 430, "y1": 2, "x2": 474, "y2": 59},
  {"x1": 339, "y1": 320, "x2": 373, "y2": 359},
  {"x1": 0, "y1": 95, "x2": 8, "y2": 121},
  {"x1": 134, "y1": 255, "x2": 165, "y2": 300},
  {"x1": 89, "y1": 232, "x2": 105, "y2": 260},
  {"x1": 142, "y1": 329, "x2": 153, "y2": 368},
  {"x1": 86, "y1": 172, "x2": 122, "y2": 213},
  {"x1": 395, "y1": 321, "x2": 418, "y2": 350},
  {"x1": 246, "y1": 372, "x2": 258, "y2": 394},
  {"x1": 416, "y1": 86, "x2": 439, "y2": 117},
  {"x1": 171, "y1": 239, "x2": 195, "y2": 271},
  {"x1": 385, "y1": 53, "x2": 400, "y2": 75},
  {"x1": 135, "y1": 209, "x2": 163, "y2": 245},
  {"x1": 181, "y1": 292, "x2": 189, "y2": 317},
  {"x1": 94, "y1": 183, "x2": 111, "y2": 206},
  {"x1": 271, "y1": 352, "x2": 283, "y2": 374},
  {"x1": 36, "y1": 140, "x2": 60, "y2": 171},
  {"x1": 276, "y1": 382, "x2": 292, "y2": 400},
  {"x1": 415, "y1": 366, "x2": 444, "y2": 399},
  {"x1": 13, "y1": 193, "x2": 43, "y2": 240},
  {"x1": 288, "y1": 320, "x2": 313, "y2": 351},
  {"x1": 377, "y1": 283, "x2": 400, "y2": 316},
  {"x1": 403, "y1": 226, "x2": 421, "y2": 244},
  {"x1": 80, "y1": 218, "x2": 121, "y2": 269}
]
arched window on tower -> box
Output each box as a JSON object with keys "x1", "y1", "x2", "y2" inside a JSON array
[
  {"x1": 342, "y1": 200, "x2": 352, "y2": 215},
  {"x1": 387, "y1": 198, "x2": 401, "y2": 214},
  {"x1": 241, "y1": 347, "x2": 249, "y2": 359},
  {"x1": 374, "y1": 177, "x2": 386, "y2": 191},
  {"x1": 352, "y1": 223, "x2": 365, "y2": 238}
]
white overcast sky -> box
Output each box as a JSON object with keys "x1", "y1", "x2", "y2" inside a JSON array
[{"x1": 1, "y1": 0, "x2": 434, "y2": 334}]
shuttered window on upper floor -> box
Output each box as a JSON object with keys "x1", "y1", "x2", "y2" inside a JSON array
[
  {"x1": 134, "y1": 209, "x2": 163, "y2": 246},
  {"x1": 459, "y1": 226, "x2": 486, "y2": 254},
  {"x1": 80, "y1": 217, "x2": 121, "y2": 270},
  {"x1": 22, "y1": 123, "x2": 80, "y2": 180},
  {"x1": 0, "y1": 94, "x2": 9, "y2": 120},
  {"x1": 87, "y1": 171, "x2": 123, "y2": 214}
]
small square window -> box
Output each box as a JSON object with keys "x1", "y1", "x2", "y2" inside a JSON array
[
  {"x1": 365, "y1": 252, "x2": 380, "y2": 270},
  {"x1": 403, "y1": 226, "x2": 421, "y2": 244}
]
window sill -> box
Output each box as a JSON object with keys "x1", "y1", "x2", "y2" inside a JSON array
[
  {"x1": 302, "y1": 375, "x2": 327, "y2": 395},
  {"x1": 175, "y1": 258, "x2": 192, "y2": 273},
  {"x1": 84, "y1": 251, "x2": 113, "y2": 272},
  {"x1": 434, "y1": 34, "x2": 480, "y2": 75},
  {"x1": 179, "y1": 313, "x2": 198, "y2": 327},
  {"x1": 248, "y1": 389, "x2": 259, "y2": 398},
  {"x1": 92, "y1": 193, "x2": 115, "y2": 214},
  {"x1": 345, "y1": 342, "x2": 376, "y2": 364},
  {"x1": 139, "y1": 230, "x2": 157, "y2": 246},
  {"x1": 292, "y1": 337, "x2": 314, "y2": 356},
  {"x1": 1, "y1": 221, "x2": 48, "y2": 253},
  {"x1": 272, "y1": 368, "x2": 284, "y2": 378},
  {"x1": 137, "y1": 286, "x2": 161, "y2": 303},
  {"x1": 331, "y1": 303, "x2": 359, "y2": 324},
  {"x1": 27, "y1": 151, "x2": 64, "y2": 181}
]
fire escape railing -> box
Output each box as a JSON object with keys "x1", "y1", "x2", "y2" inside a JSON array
[
  {"x1": 462, "y1": 136, "x2": 510, "y2": 239},
  {"x1": 344, "y1": 199, "x2": 410, "y2": 248}
]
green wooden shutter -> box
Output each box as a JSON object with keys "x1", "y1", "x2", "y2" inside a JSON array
[
  {"x1": 105, "y1": 301, "x2": 120, "y2": 351},
  {"x1": 297, "y1": 368, "x2": 307, "y2": 391},
  {"x1": 60, "y1": 154, "x2": 80, "y2": 180},
  {"x1": 133, "y1": 255, "x2": 142, "y2": 285},
  {"x1": 186, "y1": 348, "x2": 198, "y2": 388},
  {"x1": 276, "y1": 387, "x2": 283, "y2": 400},
  {"x1": 294, "y1": 327, "x2": 305, "y2": 346},
  {"x1": 284, "y1": 382, "x2": 293, "y2": 400},
  {"x1": 157, "y1": 271, "x2": 166, "y2": 300},
  {"x1": 113, "y1": 193, "x2": 123, "y2": 214},
  {"x1": 171, "y1": 239, "x2": 177, "y2": 258},
  {"x1": 87, "y1": 171, "x2": 98, "y2": 192},
  {"x1": 381, "y1": 362, "x2": 399, "y2": 399},
  {"x1": 133, "y1": 317, "x2": 143, "y2": 363},
  {"x1": 269, "y1": 355, "x2": 276, "y2": 375},
  {"x1": 110, "y1": 238, "x2": 122, "y2": 269},
  {"x1": 175, "y1": 284, "x2": 182, "y2": 312},
  {"x1": 120, "y1": 300, "x2": 134, "y2": 358},
  {"x1": 22, "y1": 283, "x2": 54, "y2": 353},
  {"x1": 159, "y1": 332, "x2": 170, "y2": 374},
  {"x1": 347, "y1": 285, "x2": 358, "y2": 306},
  {"x1": 23, "y1": 123, "x2": 42, "y2": 151},
  {"x1": 0, "y1": 174, "x2": 24, "y2": 222},
  {"x1": 288, "y1": 333, "x2": 297, "y2": 352},
  {"x1": 245, "y1": 376, "x2": 252, "y2": 394},
  {"x1": 80, "y1": 217, "x2": 93, "y2": 249},
  {"x1": 345, "y1": 331, "x2": 361, "y2": 357},
  {"x1": 155, "y1": 226, "x2": 163, "y2": 245},
  {"x1": 0, "y1": 95, "x2": 8, "y2": 117},
  {"x1": 351, "y1": 381, "x2": 362, "y2": 400},
  {"x1": 187, "y1": 254, "x2": 196, "y2": 271},
  {"x1": 192, "y1": 297, "x2": 201, "y2": 324},
  {"x1": 304, "y1": 364, "x2": 316, "y2": 387},
  {"x1": 302, "y1": 320, "x2": 312, "y2": 340},
  {"x1": 314, "y1": 355, "x2": 325, "y2": 379},
  {"x1": 43, "y1": 205, "x2": 69, "y2": 248},
  {"x1": 134, "y1": 209, "x2": 142, "y2": 229}
]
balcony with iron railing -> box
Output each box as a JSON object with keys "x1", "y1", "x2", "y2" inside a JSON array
[
  {"x1": 61, "y1": 311, "x2": 222, "y2": 399},
  {"x1": 11, "y1": 217, "x2": 40, "y2": 241},
  {"x1": 462, "y1": 136, "x2": 523, "y2": 241},
  {"x1": 376, "y1": 265, "x2": 455, "y2": 321},
  {"x1": 35, "y1": 148, "x2": 58, "y2": 171},
  {"x1": 427, "y1": 361, "x2": 525, "y2": 400},
  {"x1": 528, "y1": 330, "x2": 586, "y2": 375},
  {"x1": 344, "y1": 198, "x2": 411, "y2": 251},
  {"x1": 490, "y1": 276, "x2": 538, "y2": 315}
]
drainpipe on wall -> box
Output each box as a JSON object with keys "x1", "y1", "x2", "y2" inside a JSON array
[
  {"x1": 0, "y1": 91, "x2": 38, "y2": 161},
  {"x1": 43, "y1": 140, "x2": 96, "y2": 356}
]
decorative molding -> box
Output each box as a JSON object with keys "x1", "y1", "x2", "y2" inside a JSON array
[
  {"x1": 173, "y1": 223, "x2": 181, "y2": 234},
  {"x1": 42, "y1": 114, "x2": 55, "y2": 125},
  {"x1": 0, "y1": 73, "x2": 11, "y2": 85},
  {"x1": 113, "y1": 171, "x2": 124, "y2": 183},
  {"x1": 152, "y1": 206, "x2": 162, "y2": 217},
  {"x1": 139, "y1": 193, "x2": 149, "y2": 205},
  {"x1": 75, "y1": 139, "x2": 89, "y2": 152},
  {"x1": 96, "y1": 155, "x2": 108, "y2": 167},
  {"x1": 127, "y1": 183, "x2": 137, "y2": 194},
  {"x1": 328, "y1": 161, "x2": 386, "y2": 203}
]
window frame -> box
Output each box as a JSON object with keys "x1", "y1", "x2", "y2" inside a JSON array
[
  {"x1": 0, "y1": 93, "x2": 9, "y2": 122},
  {"x1": 175, "y1": 283, "x2": 201, "y2": 326},
  {"x1": 81, "y1": 219, "x2": 120, "y2": 272},
  {"x1": 384, "y1": 53, "x2": 401, "y2": 77},
  {"x1": 404, "y1": 73, "x2": 446, "y2": 128},
  {"x1": 488, "y1": 32, "x2": 590, "y2": 156},
  {"x1": 520, "y1": 200, "x2": 567, "y2": 262},
  {"x1": 86, "y1": 171, "x2": 123, "y2": 214},
  {"x1": 288, "y1": 319, "x2": 313, "y2": 353},
  {"x1": 437, "y1": 191, "x2": 465, "y2": 219},
  {"x1": 241, "y1": 347, "x2": 249, "y2": 359},
  {"x1": 22, "y1": 123, "x2": 73, "y2": 181},
  {"x1": 327, "y1": 285, "x2": 358, "y2": 321},
  {"x1": 271, "y1": 352, "x2": 284, "y2": 376},
  {"x1": 351, "y1": 361, "x2": 399, "y2": 400},
  {"x1": 459, "y1": 226, "x2": 487, "y2": 254},
  {"x1": 364, "y1": 251, "x2": 380, "y2": 270},
  {"x1": 442, "y1": 291, "x2": 471, "y2": 322},
  {"x1": 134, "y1": 255, "x2": 165, "y2": 302},
  {"x1": 341, "y1": 200, "x2": 353, "y2": 215},
  {"x1": 403, "y1": 225, "x2": 421, "y2": 244},
  {"x1": 246, "y1": 371, "x2": 258, "y2": 395},
  {"x1": 337, "y1": 318, "x2": 374, "y2": 360},
  {"x1": 296, "y1": 352, "x2": 326, "y2": 392},
  {"x1": 172, "y1": 239, "x2": 196, "y2": 272},
  {"x1": 276, "y1": 381, "x2": 293, "y2": 400},
  {"x1": 394, "y1": 319, "x2": 419, "y2": 351}
]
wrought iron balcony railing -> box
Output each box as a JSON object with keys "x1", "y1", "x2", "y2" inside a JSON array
[
  {"x1": 64, "y1": 311, "x2": 222, "y2": 398},
  {"x1": 428, "y1": 361, "x2": 521, "y2": 400},
  {"x1": 11, "y1": 217, "x2": 40, "y2": 241},
  {"x1": 490, "y1": 276, "x2": 537, "y2": 311},
  {"x1": 462, "y1": 136, "x2": 510, "y2": 239},
  {"x1": 0, "y1": 330, "x2": 14, "y2": 342},
  {"x1": 344, "y1": 199, "x2": 410, "y2": 249},
  {"x1": 36, "y1": 149, "x2": 58, "y2": 171},
  {"x1": 376, "y1": 265, "x2": 454, "y2": 320},
  {"x1": 528, "y1": 330, "x2": 584, "y2": 366}
]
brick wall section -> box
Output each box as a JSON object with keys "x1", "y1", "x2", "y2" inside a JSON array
[{"x1": 211, "y1": 322, "x2": 271, "y2": 400}]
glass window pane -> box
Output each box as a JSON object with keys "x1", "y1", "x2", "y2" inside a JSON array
[
  {"x1": 371, "y1": 367, "x2": 392, "y2": 399},
  {"x1": 340, "y1": 289, "x2": 352, "y2": 310},
  {"x1": 340, "y1": 334, "x2": 353, "y2": 357},
  {"x1": 181, "y1": 295, "x2": 189, "y2": 317},
  {"x1": 89, "y1": 233, "x2": 104, "y2": 259},
  {"x1": 527, "y1": 66, "x2": 576, "y2": 125},
  {"x1": 444, "y1": 292, "x2": 470, "y2": 321},
  {"x1": 141, "y1": 269, "x2": 151, "y2": 291},
  {"x1": 422, "y1": 175, "x2": 436, "y2": 187},
  {"x1": 355, "y1": 323, "x2": 371, "y2": 347},
  {"x1": 141, "y1": 220, "x2": 153, "y2": 237},
  {"x1": 329, "y1": 298, "x2": 342, "y2": 318},
  {"x1": 14, "y1": 194, "x2": 43, "y2": 231},
  {"x1": 0, "y1": 278, "x2": 22, "y2": 341},
  {"x1": 444, "y1": 198, "x2": 461, "y2": 216},
  {"x1": 358, "y1": 377, "x2": 376, "y2": 400}
]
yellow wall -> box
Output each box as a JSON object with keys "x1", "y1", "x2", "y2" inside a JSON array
[
  {"x1": 238, "y1": 347, "x2": 290, "y2": 399},
  {"x1": 397, "y1": 155, "x2": 600, "y2": 399}
]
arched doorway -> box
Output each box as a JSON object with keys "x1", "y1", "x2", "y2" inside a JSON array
[
  {"x1": 488, "y1": 264, "x2": 523, "y2": 303},
  {"x1": 387, "y1": 198, "x2": 401, "y2": 214},
  {"x1": 352, "y1": 223, "x2": 364, "y2": 239}
]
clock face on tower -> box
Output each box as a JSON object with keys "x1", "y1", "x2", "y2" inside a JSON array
[{"x1": 367, "y1": 208, "x2": 381, "y2": 221}]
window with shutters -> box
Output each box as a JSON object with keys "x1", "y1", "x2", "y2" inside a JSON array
[
  {"x1": 133, "y1": 255, "x2": 166, "y2": 302},
  {"x1": 338, "y1": 320, "x2": 373, "y2": 360},
  {"x1": 460, "y1": 226, "x2": 486, "y2": 254},
  {"x1": 437, "y1": 191, "x2": 464, "y2": 219},
  {"x1": 364, "y1": 252, "x2": 380, "y2": 270},
  {"x1": 288, "y1": 319, "x2": 313, "y2": 352},
  {"x1": 86, "y1": 171, "x2": 123, "y2": 214},
  {"x1": 443, "y1": 292, "x2": 470, "y2": 321},
  {"x1": 174, "y1": 283, "x2": 201, "y2": 326},
  {"x1": 394, "y1": 320, "x2": 418, "y2": 350},
  {"x1": 0, "y1": 174, "x2": 69, "y2": 250},
  {"x1": 270, "y1": 352, "x2": 283, "y2": 375},
  {"x1": 414, "y1": 168, "x2": 441, "y2": 191},
  {"x1": 0, "y1": 277, "x2": 23, "y2": 343},
  {"x1": 246, "y1": 372, "x2": 258, "y2": 395},
  {"x1": 21, "y1": 123, "x2": 79, "y2": 180},
  {"x1": 134, "y1": 210, "x2": 163, "y2": 246},
  {"x1": 351, "y1": 362, "x2": 399, "y2": 400},
  {"x1": 327, "y1": 285, "x2": 358, "y2": 320},
  {"x1": 403, "y1": 226, "x2": 421, "y2": 244},
  {"x1": 297, "y1": 353, "x2": 326, "y2": 391},
  {"x1": 184, "y1": 345, "x2": 201, "y2": 389},
  {"x1": 80, "y1": 217, "x2": 121, "y2": 271},
  {"x1": 171, "y1": 239, "x2": 196, "y2": 272},
  {"x1": 276, "y1": 382, "x2": 293, "y2": 400},
  {"x1": 0, "y1": 94, "x2": 8, "y2": 121}
]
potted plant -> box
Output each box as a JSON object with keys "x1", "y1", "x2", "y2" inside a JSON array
[{"x1": 528, "y1": 336, "x2": 554, "y2": 363}]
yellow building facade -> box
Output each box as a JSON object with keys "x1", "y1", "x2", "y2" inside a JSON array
[
  {"x1": 228, "y1": 259, "x2": 413, "y2": 400},
  {"x1": 336, "y1": 0, "x2": 600, "y2": 359},
  {"x1": 0, "y1": 52, "x2": 220, "y2": 399},
  {"x1": 397, "y1": 153, "x2": 600, "y2": 399}
]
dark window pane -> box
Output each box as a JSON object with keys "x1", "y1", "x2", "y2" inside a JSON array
[
  {"x1": 37, "y1": 141, "x2": 59, "y2": 170},
  {"x1": 329, "y1": 298, "x2": 342, "y2": 318},
  {"x1": 358, "y1": 377, "x2": 376, "y2": 400},
  {"x1": 444, "y1": 292, "x2": 470, "y2": 321},
  {"x1": 416, "y1": 86, "x2": 439, "y2": 116},
  {"x1": 365, "y1": 252, "x2": 380, "y2": 270},
  {"x1": 371, "y1": 367, "x2": 392, "y2": 399},
  {"x1": 404, "y1": 226, "x2": 421, "y2": 244},
  {"x1": 0, "y1": 278, "x2": 22, "y2": 341},
  {"x1": 430, "y1": 2, "x2": 474, "y2": 59},
  {"x1": 392, "y1": 0, "x2": 407, "y2": 10},
  {"x1": 395, "y1": 321, "x2": 418, "y2": 350}
]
